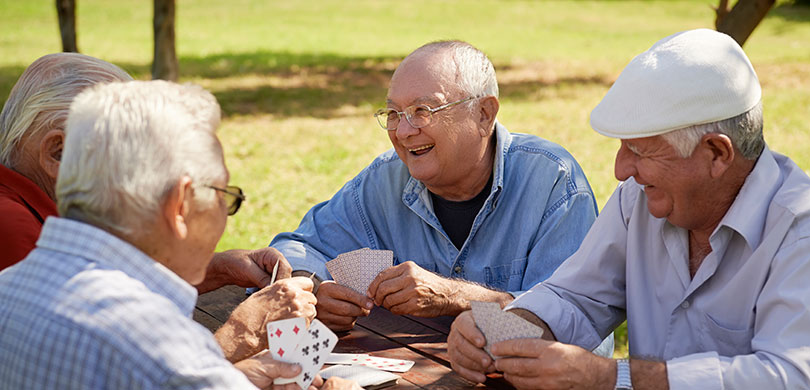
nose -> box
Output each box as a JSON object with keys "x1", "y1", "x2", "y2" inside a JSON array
[
  {"x1": 614, "y1": 141, "x2": 638, "y2": 181},
  {"x1": 394, "y1": 115, "x2": 420, "y2": 141}
]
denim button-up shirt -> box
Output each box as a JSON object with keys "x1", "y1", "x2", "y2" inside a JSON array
[
  {"x1": 271, "y1": 122, "x2": 598, "y2": 296},
  {"x1": 508, "y1": 148, "x2": 810, "y2": 389}
]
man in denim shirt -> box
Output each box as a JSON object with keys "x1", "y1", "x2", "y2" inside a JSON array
[{"x1": 268, "y1": 40, "x2": 600, "y2": 337}]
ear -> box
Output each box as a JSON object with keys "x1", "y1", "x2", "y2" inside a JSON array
[
  {"x1": 476, "y1": 96, "x2": 500, "y2": 137},
  {"x1": 701, "y1": 133, "x2": 735, "y2": 179},
  {"x1": 162, "y1": 176, "x2": 194, "y2": 240},
  {"x1": 38, "y1": 129, "x2": 64, "y2": 180}
]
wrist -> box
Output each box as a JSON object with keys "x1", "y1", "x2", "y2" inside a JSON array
[{"x1": 614, "y1": 358, "x2": 633, "y2": 390}]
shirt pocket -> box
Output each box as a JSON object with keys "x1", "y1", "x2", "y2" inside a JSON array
[
  {"x1": 700, "y1": 312, "x2": 754, "y2": 357},
  {"x1": 484, "y1": 257, "x2": 528, "y2": 291}
]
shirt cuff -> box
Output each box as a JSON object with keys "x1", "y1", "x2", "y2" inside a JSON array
[{"x1": 667, "y1": 352, "x2": 723, "y2": 390}]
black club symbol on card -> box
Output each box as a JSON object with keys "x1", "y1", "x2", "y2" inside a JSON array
[
  {"x1": 310, "y1": 329, "x2": 319, "y2": 339},
  {"x1": 303, "y1": 373, "x2": 311, "y2": 382},
  {"x1": 312, "y1": 342, "x2": 320, "y2": 352},
  {"x1": 322, "y1": 339, "x2": 330, "y2": 348},
  {"x1": 301, "y1": 346, "x2": 310, "y2": 356},
  {"x1": 312, "y1": 356, "x2": 320, "y2": 365}
]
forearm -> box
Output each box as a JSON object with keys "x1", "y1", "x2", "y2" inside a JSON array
[
  {"x1": 196, "y1": 253, "x2": 229, "y2": 294},
  {"x1": 443, "y1": 279, "x2": 514, "y2": 316},
  {"x1": 629, "y1": 360, "x2": 669, "y2": 390},
  {"x1": 214, "y1": 306, "x2": 264, "y2": 363}
]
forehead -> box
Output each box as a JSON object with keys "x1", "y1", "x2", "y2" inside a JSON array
[{"x1": 387, "y1": 52, "x2": 459, "y2": 106}]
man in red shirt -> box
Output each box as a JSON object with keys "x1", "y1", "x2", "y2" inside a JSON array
[{"x1": 0, "y1": 53, "x2": 132, "y2": 269}]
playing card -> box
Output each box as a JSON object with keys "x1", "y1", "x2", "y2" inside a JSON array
[
  {"x1": 320, "y1": 364, "x2": 399, "y2": 389},
  {"x1": 325, "y1": 352, "x2": 370, "y2": 365},
  {"x1": 470, "y1": 301, "x2": 544, "y2": 358},
  {"x1": 274, "y1": 319, "x2": 338, "y2": 389},
  {"x1": 269, "y1": 260, "x2": 280, "y2": 285},
  {"x1": 266, "y1": 317, "x2": 307, "y2": 361},
  {"x1": 353, "y1": 355, "x2": 414, "y2": 373},
  {"x1": 326, "y1": 248, "x2": 393, "y2": 295}
]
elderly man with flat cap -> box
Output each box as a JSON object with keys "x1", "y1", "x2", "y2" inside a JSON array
[{"x1": 448, "y1": 29, "x2": 810, "y2": 389}]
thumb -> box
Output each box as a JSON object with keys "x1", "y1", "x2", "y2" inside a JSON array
[{"x1": 252, "y1": 350, "x2": 302, "y2": 379}]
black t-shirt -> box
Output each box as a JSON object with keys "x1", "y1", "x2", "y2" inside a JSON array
[{"x1": 429, "y1": 174, "x2": 493, "y2": 250}]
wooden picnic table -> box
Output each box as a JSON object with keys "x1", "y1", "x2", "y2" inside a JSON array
[{"x1": 194, "y1": 285, "x2": 515, "y2": 389}]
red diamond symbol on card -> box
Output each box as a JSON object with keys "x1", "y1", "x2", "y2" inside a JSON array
[
  {"x1": 275, "y1": 329, "x2": 283, "y2": 338},
  {"x1": 293, "y1": 325, "x2": 300, "y2": 334},
  {"x1": 277, "y1": 348, "x2": 285, "y2": 357}
]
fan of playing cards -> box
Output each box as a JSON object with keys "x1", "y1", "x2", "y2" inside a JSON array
[
  {"x1": 267, "y1": 317, "x2": 338, "y2": 389},
  {"x1": 470, "y1": 301, "x2": 545, "y2": 357},
  {"x1": 326, "y1": 248, "x2": 393, "y2": 295}
]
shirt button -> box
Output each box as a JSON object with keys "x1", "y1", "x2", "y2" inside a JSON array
[
  {"x1": 454, "y1": 266, "x2": 462, "y2": 274},
  {"x1": 681, "y1": 301, "x2": 690, "y2": 309}
]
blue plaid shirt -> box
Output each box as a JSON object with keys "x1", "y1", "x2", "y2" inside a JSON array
[{"x1": 0, "y1": 217, "x2": 256, "y2": 389}]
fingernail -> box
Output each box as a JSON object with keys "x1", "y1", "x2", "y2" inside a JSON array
[{"x1": 365, "y1": 301, "x2": 373, "y2": 309}]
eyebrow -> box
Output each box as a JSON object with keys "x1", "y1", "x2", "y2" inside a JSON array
[
  {"x1": 625, "y1": 142, "x2": 642, "y2": 155},
  {"x1": 386, "y1": 96, "x2": 442, "y2": 107}
]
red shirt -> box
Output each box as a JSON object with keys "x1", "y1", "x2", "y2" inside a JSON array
[{"x1": 0, "y1": 164, "x2": 58, "y2": 270}]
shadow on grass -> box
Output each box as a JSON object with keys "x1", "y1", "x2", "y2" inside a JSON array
[{"x1": 0, "y1": 50, "x2": 614, "y2": 119}]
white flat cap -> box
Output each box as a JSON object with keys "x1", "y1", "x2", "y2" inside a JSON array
[{"x1": 590, "y1": 28, "x2": 761, "y2": 139}]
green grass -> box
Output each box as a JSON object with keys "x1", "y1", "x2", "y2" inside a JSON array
[{"x1": 2, "y1": 0, "x2": 809, "y2": 358}]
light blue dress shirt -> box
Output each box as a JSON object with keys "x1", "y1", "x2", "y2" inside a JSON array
[
  {"x1": 0, "y1": 217, "x2": 256, "y2": 389},
  {"x1": 508, "y1": 147, "x2": 810, "y2": 389},
  {"x1": 271, "y1": 122, "x2": 599, "y2": 296}
]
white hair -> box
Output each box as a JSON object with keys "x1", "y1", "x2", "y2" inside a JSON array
[
  {"x1": 0, "y1": 53, "x2": 132, "y2": 167},
  {"x1": 661, "y1": 101, "x2": 764, "y2": 160},
  {"x1": 57, "y1": 80, "x2": 225, "y2": 238},
  {"x1": 410, "y1": 40, "x2": 499, "y2": 101}
]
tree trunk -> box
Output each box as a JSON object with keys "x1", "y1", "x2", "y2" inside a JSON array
[
  {"x1": 715, "y1": 0, "x2": 775, "y2": 46},
  {"x1": 152, "y1": 0, "x2": 178, "y2": 81},
  {"x1": 56, "y1": 0, "x2": 78, "y2": 52}
]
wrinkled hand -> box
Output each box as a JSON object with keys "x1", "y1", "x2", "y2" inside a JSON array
[
  {"x1": 315, "y1": 281, "x2": 373, "y2": 332},
  {"x1": 216, "y1": 277, "x2": 316, "y2": 362},
  {"x1": 492, "y1": 338, "x2": 614, "y2": 390},
  {"x1": 367, "y1": 261, "x2": 455, "y2": 317},
  {"x1": 234, "y1": 349, "x2": 302, "y2": 390},
  {"x1": 198, "y1": 248, "x2": 293, "y2": 294},
  {"x1": 319, "y1": 377, "x2": 363, "y2": 390},
  {"x1": 448, "y1": 310, "x2": 495, "y2": 383}
]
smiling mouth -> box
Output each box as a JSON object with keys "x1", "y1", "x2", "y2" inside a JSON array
[{"x1": 408, "y1": 144, "x2": 434, "y2": 155}]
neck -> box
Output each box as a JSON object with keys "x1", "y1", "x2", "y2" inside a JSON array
[
  {"x1": 427, "y1": 134, "x2": 496, "y2": 201},
  {"x1": 686, "y1": 155, "x2": 757, "y2": 277},
  {"x1": 11, "y1": 158, "x2": 56, "y2": 201}
]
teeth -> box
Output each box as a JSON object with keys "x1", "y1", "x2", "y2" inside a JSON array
[{"x1": 408, "y1": 144, "x2": 434, "y2": 152}]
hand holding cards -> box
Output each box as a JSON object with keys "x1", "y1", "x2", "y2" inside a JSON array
[
  {"x1": 470, "y1": 301, "x2": 545, "y2": 357},
  {"x1": 326, "y1": 248, "x2": 393, "y2": 295},
  {"x1": 267, "y1": 317, "x2": 338, "y2": 389}
]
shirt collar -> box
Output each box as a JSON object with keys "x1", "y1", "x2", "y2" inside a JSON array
[
  {"x1": 36, "y1": 217, "x2": 198, "y2": 315},
  {"x1": 716, "y1": 146, "x2": 781, "y2": 249},
  {"x1": 0, "y1": 164, "x2": 58, "y2": 221},
  {"x1": 402, "y1": 121, "x2": 511, "y2": 205}
]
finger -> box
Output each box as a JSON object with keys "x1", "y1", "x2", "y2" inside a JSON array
[
  {"x1": 366, "y1": 263, "x2": 405, "y2": 299},
  {"x1": 491, "y1": 338, "x2": 549, "y2": 358},
  {"x1": 251, "y1": 351, "x2": 302, "y2": 378},
  {"x1": 450, "y1": 360, "x2": 488, "y2": 384},
  {"x1": 495, "y1": 356, "x2": 544, "y2": 378},
  {"x1": 320, "y1": 282, "x2": 373, "y2": 310},
  {"x1": 454, "y1": 311, "x2": 486, "y2": 348},
  {"x1": 310, "y1": 374, "x2": 324, "y2": 388},
  {"x1": 502, "y1": 371, "x2": 547, "y2": 390},
  {"x1": 280, "y1": 276, "x2": 315, "y2": 292},
  {"x1": 372, "y1": 274, "x2": 412, "y2": 307}
]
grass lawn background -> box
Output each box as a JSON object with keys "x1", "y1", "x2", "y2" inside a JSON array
[{"x1": 2, "y1": 0, "x2": 808, "y2": 357}]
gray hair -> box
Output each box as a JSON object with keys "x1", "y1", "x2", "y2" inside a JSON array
[
  {"x1": 409, "y1": 40, "x2": 499, "y2": 100},
  {"x1": 661, "y1": 101, "x2": 764, "y2": 160},
  {"x1": 0, "y1": 53, "x2": 132, "y2": 168},
  {"x1": 57, "y1": 80, "x2": 225, "y2": 238}
]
